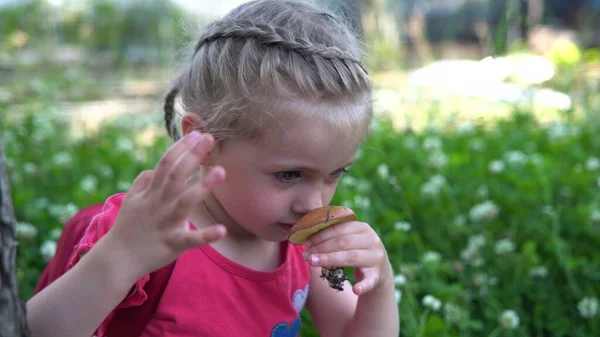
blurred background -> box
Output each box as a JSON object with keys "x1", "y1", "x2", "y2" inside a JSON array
[{"x1": 1, "y1": 0, "x2": 599, "y2": 336}]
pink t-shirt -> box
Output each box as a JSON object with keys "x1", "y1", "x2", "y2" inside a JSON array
[{"x1": 68, "y1": 193, "x2": 311, "y2": 337}]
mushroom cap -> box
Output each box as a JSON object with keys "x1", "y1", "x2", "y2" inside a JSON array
[{"x1": 288, "y1": 206, "x2": 356, "y2": 244}]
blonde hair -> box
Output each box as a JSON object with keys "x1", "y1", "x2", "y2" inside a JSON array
[{"x1": 164, "y1": 0, "x2": 372, "y2": 144}]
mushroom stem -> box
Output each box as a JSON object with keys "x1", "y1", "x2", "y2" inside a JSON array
[{"x1": 320, "y1": 266, "x2": 348, "y2": 291}]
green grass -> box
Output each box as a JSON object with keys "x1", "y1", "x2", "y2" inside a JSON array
[{"x1": 1, "y1": 85, "x2": 599, "y2": 337}]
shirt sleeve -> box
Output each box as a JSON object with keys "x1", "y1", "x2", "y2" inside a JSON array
[{"x1": 67, "y1": 193, "x2": 150, "y2": 337}]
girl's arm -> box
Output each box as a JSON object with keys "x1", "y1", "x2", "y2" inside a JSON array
[
  {"x1": 27, "y1": 131, "x2": 227, "y2": 337},
  {"x1": 26, "y1": 234, "x2": 141, "y2": 337},
  {"x1": 302, "y1": 219, "x2": 400, "y2": 337},
  {"x1": 306, "y1": 265, "x2": 400, "y2": 337}
]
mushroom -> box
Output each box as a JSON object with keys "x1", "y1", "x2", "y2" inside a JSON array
[{"x1": 288, "y1": 206, "x2": 356, "y2": 291}]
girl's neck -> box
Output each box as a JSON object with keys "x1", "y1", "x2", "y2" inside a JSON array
[{"x1": 189, "y1": 200, "x2": 283, "y2": 271}]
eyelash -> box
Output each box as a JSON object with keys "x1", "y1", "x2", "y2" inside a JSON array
[{"x1": 274, "y1": 168, "x2": 349, "y2": 184}]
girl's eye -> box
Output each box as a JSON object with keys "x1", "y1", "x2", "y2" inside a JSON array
[
  {"x1": 275, "y1": 171, "x2": 301, "y2": 183},
  {"x1": 330, "y1": 168, "x2": 349, "y2": 178}
]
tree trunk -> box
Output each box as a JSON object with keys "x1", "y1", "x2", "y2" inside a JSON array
[{"x1": 0, "y1": 130, "x2": 30, "y2": 337}]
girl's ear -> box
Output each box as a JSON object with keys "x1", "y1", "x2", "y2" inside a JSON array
[
  {"x1": 181, "y1": 113, "x2": 205, "y2": 136},
  {"x1": 181, "y1": 113, "x2": 217, "y2": 165}
]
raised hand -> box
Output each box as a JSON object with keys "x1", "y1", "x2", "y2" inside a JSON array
[{"x1": 104, "y1": 130, "x2": 227, "y2": 279}]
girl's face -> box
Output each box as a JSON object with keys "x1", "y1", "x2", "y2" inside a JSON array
[{"x1": 200, "y1": 114, "x2": 363, "y2": 242}]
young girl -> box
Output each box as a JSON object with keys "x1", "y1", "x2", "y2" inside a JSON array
[{"x1": 26, "y1": 1, "x2": 399, "y2": 336}]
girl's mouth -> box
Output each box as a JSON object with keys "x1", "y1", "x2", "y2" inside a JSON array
[{"x1": 277, "y1": 223, "x2": 294, "y2": 231}]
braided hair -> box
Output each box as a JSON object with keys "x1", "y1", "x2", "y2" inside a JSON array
[{"x1": 163, "y1": 0, "x2": 372, "y2": 142}]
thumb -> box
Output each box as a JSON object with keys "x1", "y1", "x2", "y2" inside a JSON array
[
  {"x1": 352, "y1": 267, "x2": 379, "y2": 296},
  {"x1": 168, "y1": 224, "x2": 227, "y2": 251}
]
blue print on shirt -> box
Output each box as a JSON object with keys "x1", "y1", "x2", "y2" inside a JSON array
[{"x1": 271, "y1": 317, "x2": 301, "y2": 337}]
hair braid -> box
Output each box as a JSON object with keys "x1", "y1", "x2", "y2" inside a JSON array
[
  {"x1": 193, "y1": 20, "x2": 368, "y2": 74},
  {"x1": 163, "y1": 87, "x2": 180, "y2": 141}
]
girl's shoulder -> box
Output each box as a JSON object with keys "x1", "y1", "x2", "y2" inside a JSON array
[{"x1": 67, "y1": 193, "x2": 127, "y2": 263}]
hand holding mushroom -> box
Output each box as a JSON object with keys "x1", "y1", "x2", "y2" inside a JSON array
[{"x1": 288, "y1": 206, "x2": 393, "y2": 296}]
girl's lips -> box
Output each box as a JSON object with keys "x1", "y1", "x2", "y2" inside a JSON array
[{"x1": 278, "y1": 223, "x2": 294, "y2": 231}]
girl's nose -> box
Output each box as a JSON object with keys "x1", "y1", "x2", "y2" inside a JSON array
[{"x1": 291, "y1": 187, "x2": 323, "y2": 215}]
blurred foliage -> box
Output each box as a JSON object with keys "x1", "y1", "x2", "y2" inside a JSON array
[
  {"x1": 2, "y1": 80, "x2": 600, "y2": 336},
  {"x1": 1, "y1": 1, "x2": 600, "y2": 336},
  {"x1": 0, "y1": 0, "x2": 206, "y2": 66}
]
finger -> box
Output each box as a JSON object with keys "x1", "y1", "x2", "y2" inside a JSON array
[
  {"x1": 128, "y1": 170, "x2": 154, "y2": 195},
  {"x1": 168, "y1": 166, "x2": 226, "y2": 219},
  {"x1": 161, "y1": 134, "x2": 215, "y2": 199},
  {"x1": 306, "y1": 249, "x2": 383, "y2": 268},
  {"x1": 167, "y1": 224, "x2": 227, "y2": 250},
  {"x1": 149, "y1": 131, "x2": 203, "y2": 190},
  {"x1": 306, "y1": 233, "x2": 376, "y2": 255},
  {"x1": 352, "y1": 268, "x2": 379, "y2": 295},
  {"x1": 305, "y1": 221, "x2": 367, "y2": 247}
]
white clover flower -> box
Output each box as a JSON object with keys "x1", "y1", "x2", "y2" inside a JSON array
[
  {"x1": 475, "y1": 185, "x2": 489, "y2": 200},
  {"x1": 499, "y1": 310, "x2": 520, "y2": 330},
  {"x1": 422, "y1": 295, "x2": 442, "y2": 311},
  {"x1": 473, "y1": 273, "x2": 488, "y2": 288},
  {"x1": 377, "y1": 164, "x2": 389, "y2": 180},
  {"x1": 52, "y1": 152, "x2": 72, "y2": 167},
  {"x1": 586, "y1": 157, "x2": 600, "y2": 171},
  {"x1": 80, "y1": 175, "x2": 98, "y2": 193},
  {"x1": 495, "y1": 238, "x2": 515, "y2": 255},
  {"x1": 0, "y1": 89, "x2": 13, "y2": 103},
  {"x1": 453, "y1": 215, "x2": 466, "y2": 227},
  {"x1": 469, "y1": 200, "x2": 500, "y2": 223},
  {"x1": 461, "y1": 235, "x2": 486, "y2": 266},
  {"x1": 488, "y1": 160, "x2": 505, "y2": 174},
  {"x1": 353, "y1": 195, "x2": 371, "y2": 209},
  {"x1": 428, "y1": 151, "x2": 448, "y2": 168},
  {"x1": 420, "y1": 182, "x2": 440, "y2": 198},
  {"x1": 23, "y1": 162, "x2": 38, "y2": 175},
  {"x1": 356, "y1": 180, "x2": 372, "y2": 193},
  {"x1": 394, "y1": 274, "x2": 407, "y2": 286},
  {"x1": 15, "y1": 222, "x2": 38, "y2": 240},
  {"x1": 423, "y1": 136, "x2": 442, "y2": 151},
  {"x1": 40, "y1": 240, "x2": 57, "y2": 261},
  {"x1": 542, "y1": 205, "x2": 555, "y2": 216},
  {"x1": 430, "y1": 175, "x2": 446, "y2": 186},
  {"x1": 422, "y1": 251, "x2": 442, "y2": 263},
  {"x1": 529, "y1": 266, "x2": 548, "y2": 278},
  {"x1": 116, "y1": 137, "x2": 135, "y2": 153},
  {"x1": 469, "y1": 138, "x2": 485, "y2": 152},
  {"x1": 341, "y1": 176, "x2": 357, "y2": 186},
  {"x1": 530, "y1": 153, "x2": 544, "y2": 166},
  {"x1": 469, "y1": 234, "x2": 486, "y2": 248},
  {"x1": 504, "y1": 151, "x2": 528, "y2": 166},
  {"x1": 388, "y1": 176, "x2": 401, "y2": 192},
  {"x1": 471, "y1": 257, "x2": 484, "y2": 267},
  {"x1": 577, "y1": 297, "x2": 598, "y2": 318},
  {"x1": 546, "y1": 122, "x2": 571, "y2": 141},
  {"x1": 116, "y1": 181, "x2": 130, "y2": 192},
  {"x1": 48, "y1": 203, "x2": 79, "y2": 224},
  {"x1": 394, "y1": 221, "x2": 411, "y2": 232},
  {"x1": 395, "y1": 289, "x2": 402, "y2": 303},
  {"x1": 589, "y1": 210, "x2": 600, "y2": 224},
  {"x1": 456, "y1": 121, "x2": 475, "y2": 135},
  {"x1": 444, "y1": 303, "x2": 462, "y2": 323},
  {"x1": 32, "y1": 198, "x2": 49, "y2": 211},
  {"x1": 100, "y1": 165, "x2": 113, "y2": 178},
  {"x1": 49, "y1": 228, "x2": 63, "y2": 240}
]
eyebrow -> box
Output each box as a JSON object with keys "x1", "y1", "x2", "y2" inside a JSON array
[{"x1": 267, "y1": 159, "x2": 355, "y2": 173}]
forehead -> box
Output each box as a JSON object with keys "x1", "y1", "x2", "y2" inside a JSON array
[{"x1": 252, "y1": 115, "x2": 362, "y2": 168}]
